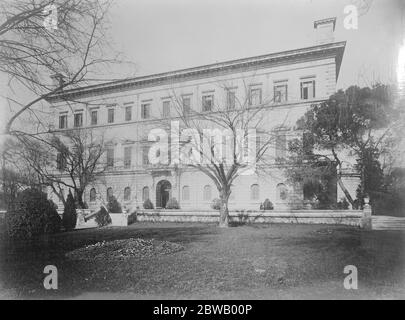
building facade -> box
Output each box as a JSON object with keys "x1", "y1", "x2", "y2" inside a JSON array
[{"x1": 47, "y1": 18, "x2": 360, "y2": 212}]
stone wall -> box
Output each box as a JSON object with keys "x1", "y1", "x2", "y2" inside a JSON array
[{"x1": 136, "y1": 209, "x2": 368, "y2": 227}]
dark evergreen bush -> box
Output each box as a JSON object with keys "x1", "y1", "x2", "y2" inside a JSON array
[
  {"x1": 5, "y1": 188, "x2": 61, "y2": 238},
  {"x1": 95, "y1": 206, "x2": 111, "y2": 227},
  {"x1": 62, "y1": 191, "x2": 77, "y2": 231},
  {"x1": 107, "y1": 196, "x2": 122, "y2": 213},
  {"x1": 143, "y1": 198, "x2": 154, "y2": 209},
  {"x1": 165, "y1": 197, "x2": 180, "y2": 209},
  {"x1": 337, "y1": 198, "x2": 350, "y2": 210}
]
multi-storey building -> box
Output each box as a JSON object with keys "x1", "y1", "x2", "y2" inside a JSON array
[{"x1": 47, "y1": 18, "x2": 360, "y2": 212}]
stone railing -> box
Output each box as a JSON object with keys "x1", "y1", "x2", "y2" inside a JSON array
[{"x1": 135, "y1": 208, "x2": 371, "y2": 228}]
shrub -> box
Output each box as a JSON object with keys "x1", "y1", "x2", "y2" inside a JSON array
[
  {"x1": 337, "y1": 198, "x2": 350, "y2": 210},
  {"x1": 211, "y1": 198, "x2": 221, "y2": 210},
  {"x1": 107, "y1": 196, "x2": 122, "y2": 213},
  {"x1": 260, "y1": 198, "x2": 274, "y2": 210},
  {"x1": 95, "y1": 206, "x2": 111, "y2": 227},
  {"x1": 165, "y1": 197, "x2": 180, "y2": 209},
  {"x1": 143, "y1": 198, "x2": 154, "y2": 209},
  {"x1": 128, "y1": 211, "x2": 137, "y2": 225},
  {"x1": 62, "y1": 191, "x2": 77, "y2": 231},
  {"x1": 5, "y1": 188, "x2": 61, "y2": 239}
]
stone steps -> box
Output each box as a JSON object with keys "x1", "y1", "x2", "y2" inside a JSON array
[{"x1": 372, "y1": 216, "x2": 405, "y2": 230}]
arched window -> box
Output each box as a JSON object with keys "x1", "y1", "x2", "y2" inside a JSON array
[
  {"x1": 203, "y1": 185, "x2": 212, "y2": 201},
  {"x1": 106, "y1": 187, "x2": 113, "y2": 201},
  {"x1": 142, "y1": 186, "x2": 149, "y2": 201},
  {"x1": 124, "y1": 187, "x2": 131, "y2": 201},
  {"x1": 89, "y1": 188, "x2": 96, "y2": 202},
  {"x1": 250, "y1": 184, "x2": 260, "y2": 200},
  {"x1": 182, "y1": 185, "x2": 190, "y2": 201},
  {"x1": 277, "y1": 183, "x2": 288, "y2": 201}
]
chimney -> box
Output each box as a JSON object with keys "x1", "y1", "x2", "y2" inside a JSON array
[
  {"x1": 50, "y1": 73, "x2": 66, "y2": 87},
  {"x1": 314, "y1": 17, "x2": 336, "y2": 45}
]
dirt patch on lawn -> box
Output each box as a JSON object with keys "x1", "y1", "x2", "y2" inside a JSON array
[{"x1": 65, "y1": 238, "x2": 184, "y2": 261}]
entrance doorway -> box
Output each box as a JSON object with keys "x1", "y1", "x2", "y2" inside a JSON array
[{"x1": 156, "y1": 180, "x2": 172, "y2": 208}]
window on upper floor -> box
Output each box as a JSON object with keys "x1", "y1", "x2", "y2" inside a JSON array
[
  {"x1": 59, "y1": 114, "x2": 67, "y2": 129},
  {"x1": 303, "y1": 132, "x2": 314, "y2": 156},
  {"x1": 274, "y1": 83, "x2": 288, "y2": 103},
  {"x1": 162, "y1": 100, "x2": 171, "y2": 117},
  {"x1": 90, "y1": 110, "x2": 98, "y2": 126},
  {"x1": 56, "y1": 152, "x2": 66, "y2": 170},
  {"x1": 124, "y1": 146, "x2": 132, "y2": 169},
  {"x1": 202, "y1": 94, "x2": 214, "y2": 112},
  {"x1": 74, "y1": 113, "x2": 83, "y2": 128},
  {"x1": 142, "y1": 146, "x2": 150, "y2": 165},
  {"x1": 275, "y1": 132, "x2": 287, "y2": 159},
  {"x1": 108, "y1": 108, "x2": 115, "y2": 123},
  {"x1": 249, "y1": 86, "x2": 262, "y2": 106},
  {"x1": 141, "y1": 103, "x2": 150, "y2": 119},
  {"x1": 300, "y1": 79, "x2": 316, "y2": 100},
  {"x1": 125, "y1": 106, "x2": 132, "y2": 121}
]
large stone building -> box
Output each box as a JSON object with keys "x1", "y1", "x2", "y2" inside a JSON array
[{"x1": 47, "y1": 18, "x2": 359, "y2": 212}]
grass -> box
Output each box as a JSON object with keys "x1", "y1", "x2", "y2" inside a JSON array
[{"x1": 0, "y1": 222, "x2": 404, "y2": 299}]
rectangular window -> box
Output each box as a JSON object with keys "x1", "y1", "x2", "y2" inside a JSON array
[
  {"x1": 59, "y1": 114, "x2": 67, "y2": 129},
  {"x1": 91, "y1": 110, "x2": 98, "y2": 126},
  {"x1": 275, "y1": 132, "x2": 287, "y2": 159},
  {"x1": 303, "y1": 132, "x2": 314, "y2": 155},
  {"x1": 106, "y1": 148, "x2": 114, "y2": 168},
  {"x1": 249, "y1": 87, "x2": 262, "y2": 105},
  {"x1": 74, "y1": 113, "x2": 83, "y2": 128},
  {"x1": 202, "y1": 94, "x2": 214, "y2": 112},
  {"x1": 162, "y1": 101, "x2": 170, "y2": 117},
  {"x1": 142, "y1": 146, "x2": 150, "y2": 165},
  {"x1": 124, "y1": 146, "x2": 132, "y2": 169},
  {"x1": 108, "y1": 108, "x2": 115, "y2": 123},
  {"x1": 125, "y1": 106, "x2": 132, "y2": 121},
  {"x1": 274, "y1": 84, "x2": 288, "y2": 103},
  {"x1": 141, "y1": 103, "x2": 150, "y2": 119},
  {"x1": 227, "y1": 90, "x2": 236, "y2": 110},
  {"x1": 300, "y1": 79, "x2": 315, "y2": 100},
  {"x1": 182, "y1": 96, "x2": 191, "y2": 114}
]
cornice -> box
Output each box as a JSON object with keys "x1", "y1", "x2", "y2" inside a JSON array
[{"x1": 47, "y1": 41, "x2": 346, "y2": 103}]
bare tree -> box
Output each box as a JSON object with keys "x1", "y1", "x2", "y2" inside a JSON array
[
  {"x1": 152, "y1": 80, "x2": 281, "y2": 227},
  {"x1": 16, "y1": 128, "x2": 108, "y2": 208}
]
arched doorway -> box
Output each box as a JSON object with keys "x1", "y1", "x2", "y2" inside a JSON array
[{"x1": 156, "y1": 180, "x2": 172, "y2": 208}]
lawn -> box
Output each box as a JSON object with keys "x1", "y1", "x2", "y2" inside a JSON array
[{"x1": 0, "y1": 222, "x2": 404, "y2": 299}]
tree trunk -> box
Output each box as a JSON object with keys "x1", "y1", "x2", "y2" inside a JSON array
[
  {"x1": 219, "y1": 194, "x2": 230, "y2": 228},
  {"x1": 76, "y1": 189, "x2": 86, "y2": 209},
  {"x1": 337, "y1": 176, "x2": 355, "y2": 208}
]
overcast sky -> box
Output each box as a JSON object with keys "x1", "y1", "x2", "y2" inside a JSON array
[{"x1": 108, "y1": 0, "x2": 404, "y2": 89}]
